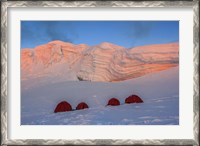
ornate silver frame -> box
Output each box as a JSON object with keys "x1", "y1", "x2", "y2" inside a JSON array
[{"x1": 1, "y1": 1, "x2": 199, "y2": 145}]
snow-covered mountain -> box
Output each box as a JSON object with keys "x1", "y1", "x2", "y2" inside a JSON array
[{"x1": 21, "y1": 41, "x2": 179, "y2": 82}]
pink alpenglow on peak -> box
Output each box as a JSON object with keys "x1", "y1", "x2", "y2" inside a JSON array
[
  {"x1": 98, "y1": 42, "x2": 125, "y2": 50},
  {"x1": 21, "y1": 41, "x2": 179, "y2": 83}
]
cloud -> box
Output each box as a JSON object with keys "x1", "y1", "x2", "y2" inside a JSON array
[
  {"x1": 44, "y1": 22, "x2": 76, "y2": 43},
  {"x1": 128, "y1": 22, "x2": 153, "y2": 39},
  {"x1": 124, "y1": 22, "x2": 154, "y2": 48},
  {"x1": 21, "y1": 21, "x2": 78, "y2": 48}
]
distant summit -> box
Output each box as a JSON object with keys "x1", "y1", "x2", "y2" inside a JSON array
[
  {"x1": 48, "y1": 40, "x2": 74, "y2": 46},
  {"x1": 98, "y1": 42, "x2": 124, "y2": 49}
]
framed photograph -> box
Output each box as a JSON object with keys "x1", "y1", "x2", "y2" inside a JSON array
[{"x1": 1, "y1": 1, "x2": 199, "y2": 145}]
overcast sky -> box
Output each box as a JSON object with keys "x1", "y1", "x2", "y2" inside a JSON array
[{"x1": 21, "y1": 21, "x2": 179, "y2": 49}]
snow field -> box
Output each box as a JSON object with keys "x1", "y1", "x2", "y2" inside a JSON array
[{"x1": 21, "y1": 67, "x2": 179, "y2": 125}]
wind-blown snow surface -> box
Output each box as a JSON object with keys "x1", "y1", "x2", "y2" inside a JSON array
[{"x1": 21, "y1": 67, "x2": 179, "y2": 125}]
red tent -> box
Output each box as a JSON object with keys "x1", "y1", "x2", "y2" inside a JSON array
[
  {"x1": 107, "y1": 98, "x2": 120, "y2": 106},
  {"x1": 54, "y1": 101, "x2": 72, "y2": 113},
  {"x1": 76, "y1": 102, "x2": 89, "y2": 110},
  {"x1": 125, "y1": 95, "x2": 143, "y2": 103}
]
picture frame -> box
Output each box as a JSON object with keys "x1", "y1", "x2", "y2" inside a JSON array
[{"x1": 1, "y1": 0, "x2": 199, "y2": 145}]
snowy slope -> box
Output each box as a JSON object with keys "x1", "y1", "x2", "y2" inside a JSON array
[
  {"x1": 21, "y1": 66, "x2": 179, "y2": 125},
  {"x1": 21, "y1": 41, "x2": 179, "y2": 82}
]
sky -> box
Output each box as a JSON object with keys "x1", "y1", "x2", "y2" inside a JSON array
[{"x1": 21, "y1": 21, "x2": 179, "y2": 49}]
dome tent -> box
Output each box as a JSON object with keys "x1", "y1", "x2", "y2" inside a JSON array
[
  {"x1": 107, "y1": 98, "x2": 120, "y2": 106},
  {"x1": 54, "y1": 101, "x2": 72, "y2": 113},
  {"x1": 125, "y1": 95, "x2": 143, "y2": 103},
  {"x1": 76, "y1": 102, "x2": 89, "y2": 110}
]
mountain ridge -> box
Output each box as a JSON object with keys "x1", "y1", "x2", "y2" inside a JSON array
[{"x1": 21, "y1": 41, "x2": 179, "y2": 82}]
